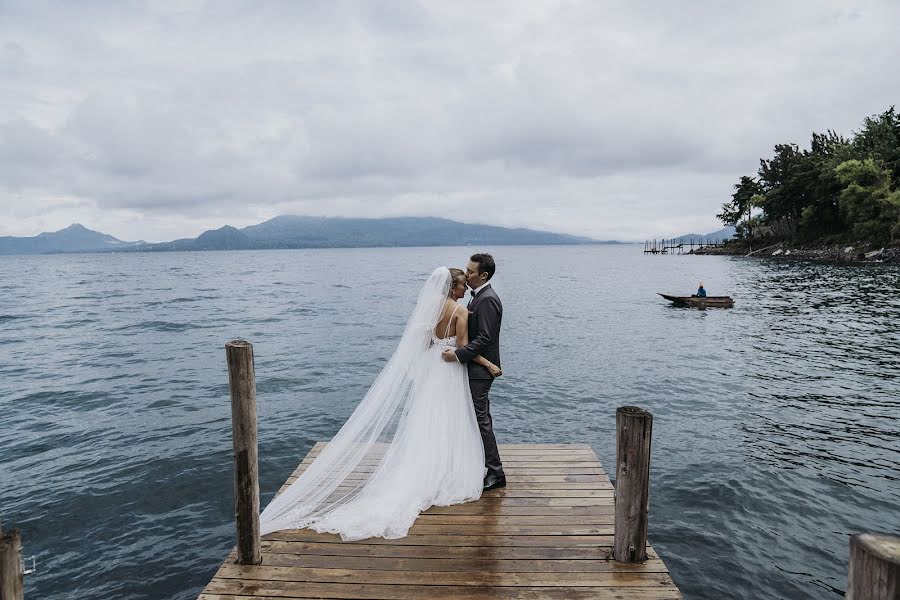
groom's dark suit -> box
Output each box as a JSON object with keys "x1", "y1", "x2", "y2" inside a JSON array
[{"x1": 455, "y1": 284, "x2": 505, "y2": 480}]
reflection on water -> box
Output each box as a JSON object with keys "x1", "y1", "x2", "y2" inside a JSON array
[{"x1": 0, "y1": 247, "x2": 897, "y2": 599}]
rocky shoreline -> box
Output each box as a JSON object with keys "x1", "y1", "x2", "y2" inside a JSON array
[{"x1": 690, "y1": 241, "x2": 900, "y2": 264}]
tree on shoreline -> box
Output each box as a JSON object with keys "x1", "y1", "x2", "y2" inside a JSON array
[
  {"x1": 717, "y1": 176, "x2": 761, "y2": 239},
  {"x1": 718, "y1": 107, "x2": 900, "y2": 246},
  {"x1": 835, "y1": 159, "x2": 900, "y2": 244}
]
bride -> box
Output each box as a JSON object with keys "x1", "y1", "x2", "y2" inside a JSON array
[{"x1": 259, "y1": 266, "x2": 502, "y2": 540}]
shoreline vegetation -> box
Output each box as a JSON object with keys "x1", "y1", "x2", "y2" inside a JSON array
[
  {"x1": 691, "y1": 239, "x2": 900, "y2": 264},
  {"x1": 710, "y1": 107, "x2": 900, "y2": 264}
]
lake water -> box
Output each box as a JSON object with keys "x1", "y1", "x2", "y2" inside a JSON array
[{"x1": 0, "y1": 245, "x2": 898, "y2": 599}]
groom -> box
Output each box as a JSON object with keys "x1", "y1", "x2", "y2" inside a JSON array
[{"x1": 442, "y1": 253, "x2": 506, "y2": 491}]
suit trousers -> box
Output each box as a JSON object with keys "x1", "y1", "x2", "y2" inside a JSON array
[{"x1": 469, "y1": 378, "x2": 504, "y2": 479}]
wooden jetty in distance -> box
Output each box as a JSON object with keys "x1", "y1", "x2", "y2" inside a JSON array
[
  {"x1": 199, "y1": 441, "x2": 683, "y2": 600},
  {"x1": 643, "y1": 238, "x2": 726, "y2": 255}
]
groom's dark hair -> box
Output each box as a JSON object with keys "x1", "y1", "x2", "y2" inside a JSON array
[{"x1": 470, "y1": 253, "x2": 496, "y2": 280}]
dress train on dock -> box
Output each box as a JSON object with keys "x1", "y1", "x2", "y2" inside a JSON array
[{"x1": 258, "y1": 267, "x2": 484, "y2": 540}]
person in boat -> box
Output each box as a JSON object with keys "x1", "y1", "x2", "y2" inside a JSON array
[{"x1": 695, "y1": 282, "x2": 707, "y2": 297}]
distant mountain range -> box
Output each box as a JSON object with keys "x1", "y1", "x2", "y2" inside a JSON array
[
  {"x1": 0, "y1": 216, "x2": 617, "y2": 255},
  {"x1": 0, "y1": 224, "x2": 147, "y2": 255},
  {"x1": 669, "y1": 226, "x2": 735, "y2": 244}
]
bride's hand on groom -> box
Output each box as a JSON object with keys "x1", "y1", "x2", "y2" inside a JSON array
[{"x1": 488, "y1": 365, "x2": 502, "y2": 378}]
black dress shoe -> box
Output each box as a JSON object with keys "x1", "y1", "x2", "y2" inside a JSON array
[{"x1": 482, "y1": 474, "x2": 507, "y2": 491}]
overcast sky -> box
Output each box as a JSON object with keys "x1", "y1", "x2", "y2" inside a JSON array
[{"x1": 1, "y1": 1, "x2": 898, "y2": 242}]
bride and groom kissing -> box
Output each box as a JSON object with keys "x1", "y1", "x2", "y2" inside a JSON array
[{"x1": 257, "y1": 253, "x2": 506, "y2": 541}]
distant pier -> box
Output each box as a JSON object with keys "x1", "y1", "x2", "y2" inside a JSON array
[{"x1": 643, "y1": 238, "x2": 726, "y2": 255}]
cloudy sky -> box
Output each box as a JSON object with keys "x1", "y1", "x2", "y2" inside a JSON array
[{"x1": 1, "y1": 1, "x2": 898, "y2": 242}]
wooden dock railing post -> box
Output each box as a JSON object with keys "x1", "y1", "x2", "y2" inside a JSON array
[
  {"x1": 847, "y1": 533, "x2": 900, "y2": 599},
  {"x1": 225, "y1": 340, "x2": 262, "y2": 565},
  {"x1": 614, "y1": 406, "x2": 653, "y2": 563},
  {"x1": 0, "y1": 524, "x2": 25, "y2": 600}
]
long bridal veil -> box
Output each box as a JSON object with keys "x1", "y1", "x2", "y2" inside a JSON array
[{"x1": 259, "y1": 266, "x2": 455, "y2": 536}]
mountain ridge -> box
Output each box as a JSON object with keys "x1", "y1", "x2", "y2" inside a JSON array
[
  {"x1": 0, "y1": 223, "x2": 146, "y2": 255},
  {"x1": 669, "y1": 226, "x2": 736, "y2": 244},
  {"x1": 0, "y1": 216, "x2": 618, "y2": 255}
]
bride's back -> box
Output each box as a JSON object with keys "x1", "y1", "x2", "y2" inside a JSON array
[{"x1": 433, "y1": 300, "x2": 461, "y2": 340}]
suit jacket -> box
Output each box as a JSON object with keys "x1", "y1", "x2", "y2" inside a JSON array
[{"x1": 455, "y1": 284, "x2": 502, "y2": 380}]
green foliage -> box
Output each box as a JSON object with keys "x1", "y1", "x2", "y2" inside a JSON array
[
  {"x1": 717, "y1": 176, "x2": 761, "y2": 238},
  {"x1": 735, "y1": 215, "x2": 762, "y2": 240},
  {"x1": 853, "y1": 106, "x2": 900, "y2": 188},
  {"x1": 887, "y1": 189, "x2": 900, "y2": 242},
  {"x1": 757, "y1": 143, "x2": 814, "y2": 234},
  {"x1": 719, "y1": 108, "x2": 900, "y2": 245},
  {"x1": 835, "y1": 159, "x2": 900, "y2": 244}
]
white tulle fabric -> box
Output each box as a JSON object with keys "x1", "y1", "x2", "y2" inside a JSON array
[{"x1": 259, "y1": 267, "x2": 485, "y2": 540}]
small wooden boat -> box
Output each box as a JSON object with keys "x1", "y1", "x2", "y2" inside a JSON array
[{"x1": 659, "y1": 293, "x2": 734, "y2": 308}]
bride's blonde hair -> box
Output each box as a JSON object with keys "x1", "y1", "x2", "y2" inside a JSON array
[{"x1": 448, "y1": 268, "x2": 466, "y2": 296}]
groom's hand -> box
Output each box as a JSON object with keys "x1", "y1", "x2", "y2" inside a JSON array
[{"x1": 441, "y1": 349, "x2": 458, "y2": 362}]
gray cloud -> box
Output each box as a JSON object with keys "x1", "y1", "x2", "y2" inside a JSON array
[{"x1": 1, "y1": 1, "x2": 899, "y2": 241}]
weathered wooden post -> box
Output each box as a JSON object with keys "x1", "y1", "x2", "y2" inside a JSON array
[
  {"x1": 0, "y1": 524, "x2": 25, "y2": 600},
  {"x1": 847, "y1": 533, "x2": 900, "y2": 599},
  {"x1": 225, "y1": 340, "x2": 262, "y2": 565},
  {"x1": 614, "y1": 406, "x2": 653, "y2": 563}
]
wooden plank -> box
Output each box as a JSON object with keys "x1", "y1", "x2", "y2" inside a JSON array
[
  {"x1": 298, "y1": 451, "x2": 600, "y2": 461},
  {"x1": 281, "y1": 482, "x2": 614, "y2": 491},
  {"x1": 498, "y1": 444, "x2": 594, "y2": 449},
  {"x1": 427, "y1": 489, "x2": 614, "y2": 498},
  {"x1": 284, "y1": 472, "x2": 609, "y2": 484},
  {"x1": 298, "y1": 450, "x2": 600, "y2": 458},
  {"x1": 444, "y1": 488, "x2": 613, "y2": 497},
  {"x1": 243, "y1": 553, "x2": 669, "y2": 573},
  {"x1": 408, "y1": 514, "x2": 615, "y2": 525},
  {"x1": 264, "y1": 531, "x2": 616, "y2": 547},
  {"x1": 402, "y1": 524, "x2": 614, "y2": 536},
  {"x1": 292, "y1": 460, "x2": 604, "y2": 471},
  {"x1": 255, "y1": 541, "x2": 662, "y2": 561},
  {"x1": 210, "y1": 565, "x2": 676, "y2": 586},
  {"x1": 421, "y1": 505, "x2": 613, "y2": 516},
  {"x1": 200, "y1": 588, "x2": 683, "y2": 600},
  {"x1": 274, "y1": 486, "x2": 614, "y2": 499},
  {"x1": 288, "y1": 462, "x2": 604, "y2": 474},
  {"x1": 298, "y1": 449, "x2": 601, "y2": 458},
  {"x1": 303, "y1": 442, "x2": 592, "y2": 450},
  {"x1": 301, "y1": 443, "x2": 596, "y2": 451},
  {"x1": 264, "y1": 497, "x2": 615, "y2": 512},
  {"x1": 292, "y1": 463, "x2": 607, "y2": 474}
]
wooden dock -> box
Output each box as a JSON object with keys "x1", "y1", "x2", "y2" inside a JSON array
[{"x1": 198, "y1": 442, "x2": 683, "y2": 600}]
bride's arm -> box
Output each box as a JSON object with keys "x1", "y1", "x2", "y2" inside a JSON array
[{"x1": 455, "y1": 307, "x2": 502, "y2": 377}]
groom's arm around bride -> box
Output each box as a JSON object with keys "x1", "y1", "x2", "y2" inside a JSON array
[
  {"x1": 451, "y1": 290, "x2": 502, "y2": 377},
  {"x1": 441, "y1": 258, "x2": 502, "y2": 378}
]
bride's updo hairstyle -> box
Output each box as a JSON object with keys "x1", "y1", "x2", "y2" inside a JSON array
[{"x1": 448, "y1": 268, "x2": 466, "y2": 296}]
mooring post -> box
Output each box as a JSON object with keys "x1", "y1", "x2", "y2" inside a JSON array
[
  {"x1": 225, "y1": 340, "x2": 262, "y2": 565},
  {"x1": 0, "y1": 525, "x2": 24, "y2": 600},
  {"x1": 614, "y1": 406, "x2": 653, "y2": 563},
  {"x1": 847, "y1": 533, "x2": 900, "y2": 599}
]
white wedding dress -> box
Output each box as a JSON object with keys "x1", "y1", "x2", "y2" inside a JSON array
[{"x1": 259, "y1": 267, "x2": 485, "y2": 540}]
